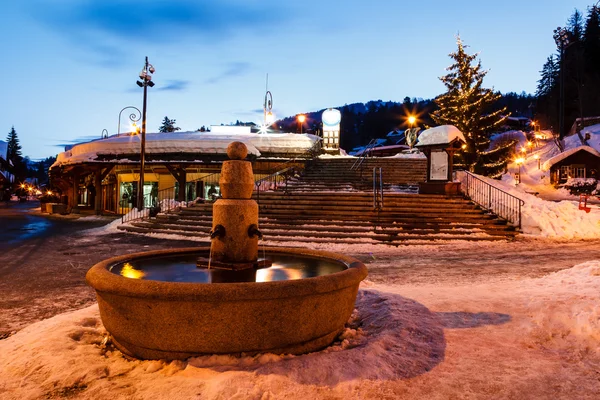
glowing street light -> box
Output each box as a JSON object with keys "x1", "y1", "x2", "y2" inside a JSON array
[
  {"x1": 263, "y1": 74, "x2": 274, "y2": 129},
  {"x1": 515, "y1": 157, "x2": 525, "y2": 184},
  {"x1": 407, "y1": 115, "x2": 416, "y2": 128},
  {"x1": 527, "y1": 141, "x2": 533, "y2": 153},
  {"x1": 297, "y1": 114, "x2": 306, "y2": 134}
]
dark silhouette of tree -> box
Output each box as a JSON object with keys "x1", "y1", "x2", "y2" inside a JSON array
[{"x1": 158, "y1": 116, "x2": 181, "y2": 133}]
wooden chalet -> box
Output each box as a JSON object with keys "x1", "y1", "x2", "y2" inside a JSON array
[{"x1": 543, "y1": 146, "x2": 600, "y2": 185}]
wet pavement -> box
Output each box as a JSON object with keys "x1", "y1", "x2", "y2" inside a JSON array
[{"x1": 0, "y1": 201, "x2": 108, "y2": 250}]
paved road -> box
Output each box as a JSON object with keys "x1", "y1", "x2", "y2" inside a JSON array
[{"x1": 0, "y1": 202, "x2": 55, "y2": 248}]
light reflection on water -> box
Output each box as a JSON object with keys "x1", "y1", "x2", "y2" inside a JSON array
[{"x1": 110, "y1": 254, "x2": 346, "y2": 283}]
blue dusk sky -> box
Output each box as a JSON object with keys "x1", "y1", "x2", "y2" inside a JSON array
[{"x1": 0, "y1": 0, "x2": 590, "y2": 160}]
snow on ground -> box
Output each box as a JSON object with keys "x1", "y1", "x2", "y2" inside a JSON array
[{"x1": 1, "y1": 256, "x2": 599, "y2": 399}]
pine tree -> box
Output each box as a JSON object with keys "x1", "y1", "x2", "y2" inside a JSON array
[
  {"x1": 158, "y1": 116, "x2": 181, "y2": 133},
  {"x1": 6, "y1": 126, "x2": 22, "y2": 164},
  {"x1": 431, "y1": 37, "x2": 513, "y2": 178},
  {"x1": 568, "y1": 9, "x2": 585, "y2": 42},
  {"x1": 536, "y1": 55, "x2": 558, "y2": 97}
]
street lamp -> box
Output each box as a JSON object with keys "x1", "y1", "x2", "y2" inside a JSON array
[
  {"x1": 515, "y1": 157, "x2": 525, "y2": 184},
  {"x1": 118, "y1": 106, "x2": 142, "y2": 136},
  {"x1": 534, "y1": 154, "x2": 540, "y2": 170},
  {"x1": 554, "y1": 27, "x2": 571, "y2": 139},
  {"x1": 264, "y1": 91, "x2": 274, "y2": 127},
  {"x1": 527, "y1": 141, "x2": 533, "y2": 153},
  {"x1": 297, "y1": 114, "x2": 306, "y2": 134},
  {"x1": 135, "y1": 56, "x2": 155, "y2": 210}
]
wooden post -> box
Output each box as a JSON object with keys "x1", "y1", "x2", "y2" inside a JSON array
[
  {"x1": 166, "y1": 165, "x2": 187, "y2": 202},
  {"x1": 94, "y1": 171, "x2": 102, "y2": 215},
  {"x1": 94, "y1": 165, "x2": 114, "y2": 214},
  {"x1": 71, "y1": 169, "x2": 79, "y2": 211}
]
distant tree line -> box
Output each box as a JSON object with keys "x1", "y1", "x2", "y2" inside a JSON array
[
  {"x1": 276, "y1": 90, "x2": 533, "y2": 154},
  {"x1": 536, "y1": 4, "x2": 600, "y2": 136}
]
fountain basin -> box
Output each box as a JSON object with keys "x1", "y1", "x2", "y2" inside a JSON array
[{"x1": 86, "y1": 246, "x2": 367, "y2": 360}]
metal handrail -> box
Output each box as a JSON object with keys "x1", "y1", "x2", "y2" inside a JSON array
[
  {"x1": 460, "y1": 170, "x2": 525, "y2": 229},
  {"x1": 373, "y1": 167, "x2": 383, "y2": 210},
  {"x1": 351, "y1": 138, "x2": 378, "y2": 171},
  {"x1": 254, "y1": 167, "x2": 298, "y2": 204},
  {"x1": 121, "y1": 170, "x2": 221, "y2": 223}
]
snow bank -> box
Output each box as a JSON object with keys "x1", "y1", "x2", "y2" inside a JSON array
[
  {"x1": 523, "y1": 261, "x2": 600, "y2": 355},
  {"x1": 459, "y1": 171, "x2": 600, "y2": 238}
]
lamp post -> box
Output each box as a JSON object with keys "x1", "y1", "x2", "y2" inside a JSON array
[
  {"x1": 135, "y1": 57, "x2": 155, "y2": 210},
  {"x1": 297, "y1": 114, "x2": 306, "y2": 134},
  {"x1": 515, "y1": 157, "x2": 524, "y2": 184},
  {"x1": 264, "y1": 91, "x2": 273, "y2": 127},
  {"x1": 553, "y1": 27, "x2": 571, "y2": 139},
  {"x1": 534, "y1": 154, "x2": 540, "y2": 170},
  {"x1": 117, "y1": 106, "x2": 142, "y2": 137}
]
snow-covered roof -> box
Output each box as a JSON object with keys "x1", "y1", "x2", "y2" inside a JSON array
[
  {"x1": 52, "y1": 131, "x2": 320, "y2": 168},
  {"x1": 416, "y1": 125, "x2": 466, "y2": 147},
  {"x1": 542, "y1": 145, "x2": 600, "y2": 171}
]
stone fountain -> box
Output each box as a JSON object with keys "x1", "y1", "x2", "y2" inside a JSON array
[{"x1": 86, "y1": 141, "x2": 367, "y2": 360}]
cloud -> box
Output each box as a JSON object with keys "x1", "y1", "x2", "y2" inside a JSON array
[
  {"x1": 204, "y1": 62, "x2": 251, "y2": 85},
  {"x1": 28, "y1": 1, "x2": 291, "y2": 65},
  {"x1": 156, "y1": 80, "x2": 190, "y2": 92}
]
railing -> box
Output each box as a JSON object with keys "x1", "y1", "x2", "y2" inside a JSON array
[
  {"x1": 373, "y1": 167, "x2": 383, "y2": 210},
  {"x1": 351, "y1": 138, "x2": 378, "y2": 172},
  {"x1": 459, "y1": 170, "x2": 525, "y2": 229},
  {"x1": 254, "y1": 167, "x2": 298, "y2": 204},
  {"x1": 121, "y1": 171, "x2": 221, "y2": 223}
]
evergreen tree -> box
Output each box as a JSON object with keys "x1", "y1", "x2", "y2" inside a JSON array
[
  {"x1": 536, "y1": 55, "x2": 558, "y2": 97},
  {"x1": 431, "y1": 37, "x2": 513, "y2": 178},
  {"x1": 158, "y1": 116, "x2": 181, "y2": 133},
  {"x1": 6, "y1": 126, "x2": 22, "y2": 164},
  {"x1": 568, "y1": 9, "x2": 585, "y2": 42}
]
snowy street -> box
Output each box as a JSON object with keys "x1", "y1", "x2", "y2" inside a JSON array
[{"x1": 1, "y1": 226, "x2": 600, "y2": 399}]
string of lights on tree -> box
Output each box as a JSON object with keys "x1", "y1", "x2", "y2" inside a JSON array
[{"x1": 432, "y1": 36, "x2": 516, "y2": 178}]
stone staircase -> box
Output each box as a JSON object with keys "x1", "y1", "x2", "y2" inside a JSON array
[
  {"x1": 118, "y1": 157, "x2": 518, "y2": 244},
  {"x1": 119, "y1": 191, "x2": 517, "y2": 245},
  {"x1": 283, "y1": 157, "x2": 427, "y2": 192}
]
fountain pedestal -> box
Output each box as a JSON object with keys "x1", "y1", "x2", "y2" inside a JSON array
[{"x1": 209, "y1": 199, "x2": 259, "y2": 269}]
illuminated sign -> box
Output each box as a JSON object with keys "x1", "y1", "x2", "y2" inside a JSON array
[{"x1": 321, "y1": 108, "x2": 341, "y2": 149}]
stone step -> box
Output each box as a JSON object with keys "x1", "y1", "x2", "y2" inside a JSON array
[
  {"x1": 118, "y1": 224, "x2": 510, "y2": 243},
  {"x1": 160, "y1": 214, "x2": 510, "y2": 229},
  {"x1": 148, "y1": 218, "x2": 515, "y2": 237}
]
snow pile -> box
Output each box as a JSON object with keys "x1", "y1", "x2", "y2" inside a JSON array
[
  {"x1": 0, "y1": 290, "x2": 451, "y2": 398},
  {"x1": 524, "y1": 261, "x2": 600, "y2": 355},
  {"x1": 416, "y1": 125, "x2": 465, "y2": 147}
]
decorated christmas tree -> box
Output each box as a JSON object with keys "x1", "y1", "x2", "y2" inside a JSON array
[{"x1": 432, "y1": 37, "x2": 514, "y2": 178}]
